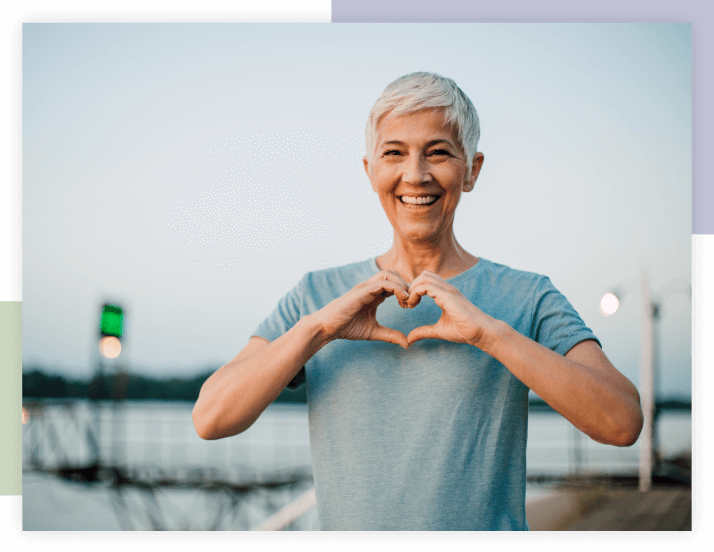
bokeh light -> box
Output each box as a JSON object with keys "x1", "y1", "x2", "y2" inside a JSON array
[
  {"x1": 600, "y1": 293, "x2": 620, "y2": 315},
  {"x1": 99, "y1": 336, "x2": 122, "y2": 359}
]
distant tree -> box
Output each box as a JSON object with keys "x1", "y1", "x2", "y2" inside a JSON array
[
  {"x1": 23, "y1": 370, "x2": 68, "y2": 398},
  {"x1": 22, "y1": 367, "x2": 691, "y2": 409}
]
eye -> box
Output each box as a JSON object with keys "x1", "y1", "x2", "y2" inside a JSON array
[
  {"x1": 383, "y1": 149, "x2": 402, "y2": 156},
  {"x1": 428, "y1": 148, "x2": 451, "y2": 156}
]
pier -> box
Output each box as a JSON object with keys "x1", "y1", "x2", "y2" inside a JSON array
[
  {"x1": 22, "y1": 399, "x2": 691, "y2": 531},
  {"x1": 528, "y1": 488, "x2": 691, "y2": 531},
  {"x1": 527, "y1": 464, "x2": 692, "y2": 531}
]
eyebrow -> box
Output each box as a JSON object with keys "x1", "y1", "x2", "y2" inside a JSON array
[{"x1": 382, "y1": 139, "x2": 455, "y2": 148}]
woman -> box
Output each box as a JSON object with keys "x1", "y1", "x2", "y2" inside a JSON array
[{"x1": 192, "y1": 72, "x2": 643, "y2": 531}]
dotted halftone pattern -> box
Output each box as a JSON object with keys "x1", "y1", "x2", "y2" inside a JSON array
[
  {"x1": 168, "y1": 131, "x2": 364, "y2": 250},
  {"x1": 364, "y1": 233, "x2": 393, "y2": 255},
  {"x1": 176, "y1": 259, "x2": 261, "y2": 273}
]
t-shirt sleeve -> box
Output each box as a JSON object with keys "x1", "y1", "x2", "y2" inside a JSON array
[
  {"x1": 531, "y1": 277, "x2": 601, "y2": 356},
  {"x1": 252, "y1": 276, "x2": 306, "y2": 389}
]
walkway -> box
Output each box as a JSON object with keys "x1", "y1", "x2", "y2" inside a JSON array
[{"x1": 527, "y1": 487, "x2": 691, "y2": 531}]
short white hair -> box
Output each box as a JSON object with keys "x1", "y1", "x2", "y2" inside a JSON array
[{"x1": 365, "y1": 72, "x2": 481, "y2": 178}]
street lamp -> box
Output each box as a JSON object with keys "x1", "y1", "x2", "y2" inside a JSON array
[
  {"x1": 600, "y1": 292, "x2": 620, "y2": 316},
  {"x1": 601, "y1": 274, "x2": 690, "y2": 492}
]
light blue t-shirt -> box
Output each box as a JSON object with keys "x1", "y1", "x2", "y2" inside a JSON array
[{"x1": 254, "y1": 257, "x2": 600, "y2": 531}]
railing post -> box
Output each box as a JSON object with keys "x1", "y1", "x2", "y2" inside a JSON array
[{"x1": 639, "y1": 273, "x2": 654, "y2": 492}]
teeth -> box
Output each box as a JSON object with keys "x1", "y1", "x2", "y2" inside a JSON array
[{"x1": 400, "y1": 195, "x2": 437, "y2": 205}]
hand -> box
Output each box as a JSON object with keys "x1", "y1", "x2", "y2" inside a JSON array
[
  {"x1": 405, "y1": 271, "x2": 500, "y2": 350},
  {"x1": 316, "y1": 270, "x2": 411, "y2": 349}
]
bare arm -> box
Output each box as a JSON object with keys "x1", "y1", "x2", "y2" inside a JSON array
[
  {"x1": 192, "y1": 316, "x2": 327, "y2": 439},
  {"x1": 192, "y1": 271, "x2": 410, "y2": 440},
  {"x1": 406, "y1": 271, "x2": 643, "y2": 447},
  {"x1": 485, "y1": 331, "x2": 642, "y2": 446}
]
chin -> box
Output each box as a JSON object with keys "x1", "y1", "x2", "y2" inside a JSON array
[{"x1": 393, "y1": 226, "x2": 443, "y2": 244}]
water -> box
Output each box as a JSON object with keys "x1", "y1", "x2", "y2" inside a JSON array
[{"x1": 22, "y1": 400, "x2": 691, "y2": 531}]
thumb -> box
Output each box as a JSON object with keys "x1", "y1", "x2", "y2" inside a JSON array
[
  {"x1": 407, "y1": 324, "x2": 439, "y2": 345},
  {"x1": 370, "y1": 324, "x2": 409, "y2": 349}
]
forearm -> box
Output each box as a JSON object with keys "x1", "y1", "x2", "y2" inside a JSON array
[
  {"x1": 192, "y1": 314, "x2": 329, "y2": 440},
  {"x1": 481, "y1": 322, "x2": 643, "y2": 446}
]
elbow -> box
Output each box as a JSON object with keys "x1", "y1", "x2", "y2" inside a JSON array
[
  {"x1": 192, "y1": 400, "x2": 255, "y2": 440},
  {"x1": 615, "y1": 430, "x2": 642, "y2": 448},
  {"x1": 193, "y1": 423, "x2": 217, "y2": 441},
  {"x1": 194, "y1": 427, "x2": 217, "y2": 441},
  {"x1": 192, "y1": 403, "x2": 219, "y2": 440},
  {"x1": 587, "y1": 391, "x2": 643, "y2": 447},
  {"x1": 600, "y1": 381, "x2": 644, "y2": 447},
  {"x1": 619, "y1": 388, "x2": 644, "y2": 447},
  {"x1": 608, "y1": 399, "x2": 644, "y2": 448},
  {"x1": 622, "y1": 407, "x2": 644, "y2": 447}
]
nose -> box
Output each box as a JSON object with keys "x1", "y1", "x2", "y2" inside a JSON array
[{"x1": 402, "y1": 153, "x2": 430, "y2": 185}]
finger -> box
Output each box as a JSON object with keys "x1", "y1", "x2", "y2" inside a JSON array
[
  {"x1": 389, "y1": 270, "x2": 410, "y2": 294},
  {"x1": 339, "y1": 282, "x2": 394, "y2": 318},
  {"x1": 410, "y1": 272, "x2": 464, "y2": 300},
  {"x1": 380, "y1": 269, "x2": 409, "y2": 289},
  {"x1": 368, "y1": 270, "x2": 410, "y2": 302},
  {"x1": 365, "y1": 278, "x2": 410, "y2": 304},
  {"x1": 370, "y1": 324, "x2": 409, "y2": 349},
  {"x1": 407, "y1": 324, "x2": 440, "y2": 345},
  {"x1": 409, "y1": 271, "x2": 453, "y2": 292},
  {"x1": 409, "y1": 270, "x2": 440, "y2": 283},
  {"x1": 353, "y1": 278, "x2": 395, "y2": 303},
  {"x1": 405, "y1": 281, "x2": 444, "y2": 308}
]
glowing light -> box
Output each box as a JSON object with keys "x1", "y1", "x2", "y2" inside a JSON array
[
  {"x1": 22, "y1": 407, "x2": 29, "y2": 424},
  {"x1": 99, "y1": 336, "x2": 122, "y2": 359},
  {"x1": 100, "y1": 304, "x2": 123, "y2": 337},
  {"x1": 600, "y1": 293, "x2": 620, "y2": 315}
]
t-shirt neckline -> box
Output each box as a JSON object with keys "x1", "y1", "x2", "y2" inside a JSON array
[{"x1": 367, "y1": 256, "x2": 488, "y2": 285}]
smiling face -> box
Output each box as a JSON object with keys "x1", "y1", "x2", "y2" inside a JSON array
[{"x1": 364, "y1": 108, "x2": 484, "y2": 246}]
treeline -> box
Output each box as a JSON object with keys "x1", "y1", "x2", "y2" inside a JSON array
[
  {"x1": 23, "y1": 368, "x2": 690, "y2": 411},
  {"x1": 528, "y1": 396, "x2": 691, "y2": 412},
  {"x1": 22, "y1": 368, "x2": 307, "y2": 403}
]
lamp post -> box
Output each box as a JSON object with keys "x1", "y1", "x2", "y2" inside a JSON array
[
  {"x1": 601, "y1": 274, "x2": 690, "y2": 492},
  {"x1": 639, "y1": 274, "x2": 655, "y2": 492}
]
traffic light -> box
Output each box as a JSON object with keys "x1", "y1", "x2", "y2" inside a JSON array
[
  {"x1": 99, "y1": 304, "x2": 124, "y2": 359},
  {"x1": 100, "y1": 304, "x2": 123, "y2": 338}
]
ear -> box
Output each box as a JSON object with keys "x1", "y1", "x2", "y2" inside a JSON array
[
  {"x1": 463, "y1": 153, "x2": 484, "y2": 192},
  {"x1": 363, "y1": 156, "x2": 377, "y2": 192}
]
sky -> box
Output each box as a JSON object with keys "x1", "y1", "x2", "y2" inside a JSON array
[{"x1": 22, "y1": 22, "x2": 692, "y2": 398}]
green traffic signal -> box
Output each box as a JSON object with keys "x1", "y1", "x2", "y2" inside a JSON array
[{"x1": 100, "y1": 304, "x2": 123, "y2": 337}]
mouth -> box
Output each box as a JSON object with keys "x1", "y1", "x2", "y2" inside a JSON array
[{"x1": 398, "y1": 195, "x2": 440, "y2": 207}]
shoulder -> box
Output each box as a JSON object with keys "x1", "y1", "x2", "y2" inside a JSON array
[
  {"x1": 294, "y1": 258, "x2": 376, "y2": 306},
  {"x1": 471, "y1": 258, "x2": 550, "y2": 294},
  {"x1": 302, "y1": 258, "x2": 376, "y2": 288},
  {"x1": 257, "y1": 259, "x2": 376, "y2": 329}
]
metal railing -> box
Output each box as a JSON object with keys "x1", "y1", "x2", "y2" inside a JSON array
[
  {"x1": 22, "y1": 399, "x2": 690, "y2": 530},
  {"x1": 251, "y1": 488, "x2": 316, "y2": 530}
]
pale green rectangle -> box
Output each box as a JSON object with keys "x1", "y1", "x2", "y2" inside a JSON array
[{"x1": 0, "y1": 302, "x2": 21, "y2": 495}]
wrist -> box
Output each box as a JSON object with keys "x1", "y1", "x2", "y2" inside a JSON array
[
  {"x1": 297, "y1": 312, "x2": 335, "y2": 352},
  {"x1": 470, "y1": 318, "x2": 512, "y2": 357}
]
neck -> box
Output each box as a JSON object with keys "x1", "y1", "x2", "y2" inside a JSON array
[{"x1": 375, "y1": 231, "x2": 479, "y2": 283}]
